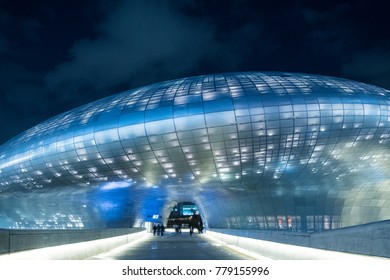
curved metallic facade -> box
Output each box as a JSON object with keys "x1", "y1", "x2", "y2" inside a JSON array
[{"x1": 0, "y1": 72, "x2": 390, "y2": 230}]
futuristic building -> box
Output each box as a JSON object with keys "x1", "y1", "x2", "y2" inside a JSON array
[{"x1": 0, "y1": 72, "x2": 389, "y2": 231}]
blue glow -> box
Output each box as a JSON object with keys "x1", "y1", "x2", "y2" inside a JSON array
[{"x1": 90, "y1": 184, "x2": 133, "y2": 224}]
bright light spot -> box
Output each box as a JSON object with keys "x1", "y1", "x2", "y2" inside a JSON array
[
  {"x1": 0, "y1": 153, "x2": 34, "y2": 169},
  {"x1": 100, "y1": 181, "x2": 131, "y2": 191}
]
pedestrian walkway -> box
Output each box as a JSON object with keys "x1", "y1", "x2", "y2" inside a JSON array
[{"x1": 88, "y1": 229, "x2": 256, "y2": 260}]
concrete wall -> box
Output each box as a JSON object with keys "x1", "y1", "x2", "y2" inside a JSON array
[
  {"x1": 209, "y1": 220, "x2": 390, "y2": 258},
  {"x1": 0, "y1": 229, "x2": 9, "y2": 255},
  {"x1": 0, "y1": 228, "x2": 144, "y2": 255}
]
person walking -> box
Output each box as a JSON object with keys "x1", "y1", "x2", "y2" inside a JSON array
[
  {"x1": 156, "y1": 224, "x2": 161, "y2": 236},
  {"x1": 161, "y1": 225, "x2": 165, "y2": 236},
  {"x1": 152, "y1": 224, "x2": 157, "y2": 236}
]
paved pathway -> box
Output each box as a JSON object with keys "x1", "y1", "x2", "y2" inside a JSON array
[{"x1": 88, "y1": 229, "x2": 254, "y2": 260}]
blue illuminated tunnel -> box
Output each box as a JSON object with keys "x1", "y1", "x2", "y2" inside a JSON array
[{"x1": 0, "y1": 72, "x2": 389, "y2": 231}]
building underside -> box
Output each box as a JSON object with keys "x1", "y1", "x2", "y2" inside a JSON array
[{"x1": 0, "y1": 72, "x2": 389, "y2": 231}]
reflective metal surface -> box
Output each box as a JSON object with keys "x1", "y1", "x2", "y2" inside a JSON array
[{"x1": 0, "y1": 72, "x2": 389, "y2": 230}]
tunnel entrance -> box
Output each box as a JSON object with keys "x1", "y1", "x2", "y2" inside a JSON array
[{"x1": 166, "y1": 202, "x2": 204, "y2": 233}]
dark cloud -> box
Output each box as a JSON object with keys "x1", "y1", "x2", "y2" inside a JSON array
[
  {"x1": 301, "y1": 3, "x2": 356, "y2": 54},
  {"x1": 43, "y1": 0, "x2": 283, "y2": 99},
  {"x1": 0, "y1": 0, "x2": 390, "y2": 145},
  {"x1": 0, "y1": 5, "x2": 11, "y2": 54},
  {"x1": 44, "y1": 0, "x2": 217, "y2": 98},
  {"x1": 0, "y1": 61, "x2": 49, "y2": 143},
  {"x1": 0, "y1": 0, "x2": 104, "y2": 144},
  {"x1": 342, "y1": 47, "x2": 390, "y2": 89}
]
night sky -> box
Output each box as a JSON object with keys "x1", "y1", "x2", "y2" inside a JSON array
[{"x1": 1, "y1": 0, "x2": 389, "y2": 145}]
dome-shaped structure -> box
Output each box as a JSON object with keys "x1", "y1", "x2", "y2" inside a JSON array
[{"x1": 0, "y1": 72, "x2": 389, "y2": 230}]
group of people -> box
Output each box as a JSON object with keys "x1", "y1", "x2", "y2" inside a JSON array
[{"x1": 152, "y1": 224, "x2": 165, "y2": 236}]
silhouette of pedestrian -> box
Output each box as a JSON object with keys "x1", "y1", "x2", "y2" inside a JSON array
[
  {"x1": 153, "y1": 224, "x2": 157, "y2": 236},
  {"x1": 157, "y1": 224, "x2": 161, "y2": 236},
  {"x1": 161, "y1": 225, "x2": 165, "y2": 236},
  {"x1": 189, "y1": 215, "x2": 194, "y2": 235}
]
